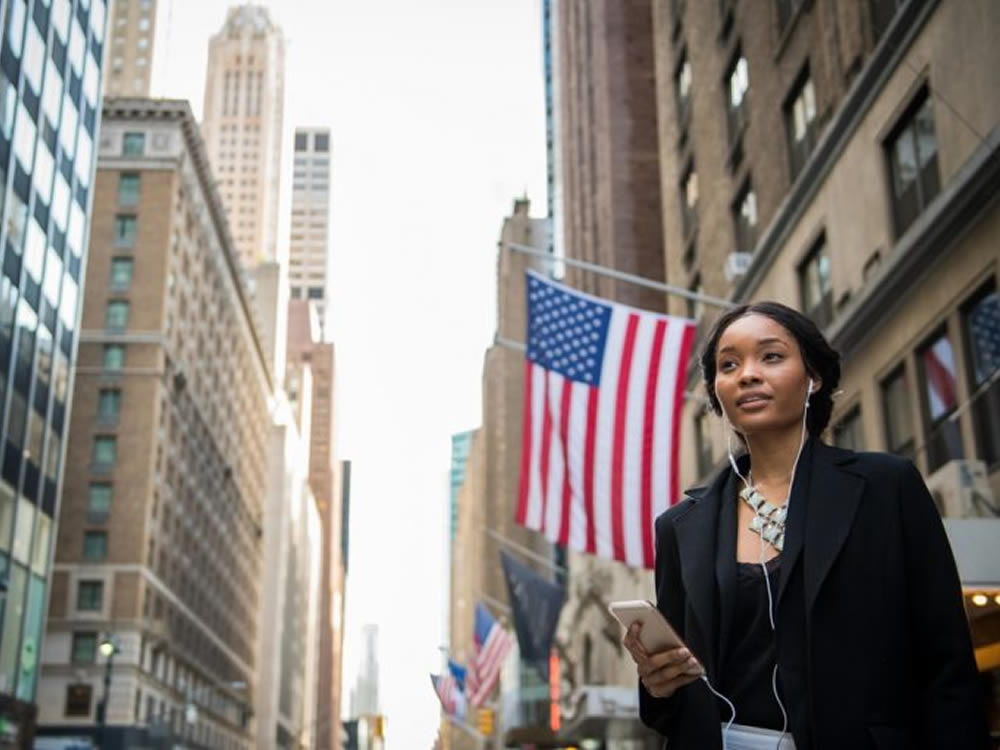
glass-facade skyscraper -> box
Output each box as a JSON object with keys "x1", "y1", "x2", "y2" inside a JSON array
[{"x1": 0, "y1": 0, "x2": 106, "y2": 740}]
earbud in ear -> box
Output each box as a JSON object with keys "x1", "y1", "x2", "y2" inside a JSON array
[{"x1": 807, "y1": 378, "x2": 815, "y2": 394}]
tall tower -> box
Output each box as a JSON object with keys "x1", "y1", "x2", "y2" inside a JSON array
[
  {"x1": 103, "y1": 0, "x2": 157, "y2": 97},
  {"x1": 289, "y1": 127, "x2": 332, "y2": 336},
  {"x1": 201, "y1": 4, "x2": 286, "y2": 268}
]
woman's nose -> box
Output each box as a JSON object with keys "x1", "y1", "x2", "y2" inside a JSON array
[{"x1": 738, "y1": 365, "x2": 762, "y2": 385}]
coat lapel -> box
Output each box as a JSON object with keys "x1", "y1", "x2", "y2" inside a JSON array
[
  {"x1": 674, "y1": 465, "x2": 736, "y2": 682},
  {"x1": 802, "y1": 442, "x2": 865, "y2": 612}
]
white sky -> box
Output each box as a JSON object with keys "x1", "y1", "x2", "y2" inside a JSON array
[{"x1": 150, "y1": 0, "x2": 547, "y2": 745}]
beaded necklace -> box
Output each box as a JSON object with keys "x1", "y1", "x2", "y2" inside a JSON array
[{"x1": 739, "y1": 480, "x2": 788, "y2": 552}]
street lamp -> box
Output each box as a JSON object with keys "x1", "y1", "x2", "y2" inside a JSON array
[{"x1": 96, "y1": 633, "x2": 120, "y2": 749}]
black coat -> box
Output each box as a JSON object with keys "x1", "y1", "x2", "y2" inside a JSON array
[{"x1": 638, "y1": 438, "x2": 990, "y2": 749}]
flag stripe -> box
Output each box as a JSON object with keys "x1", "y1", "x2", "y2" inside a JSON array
[
  {"x1": 525, "y1": 365, "x2": 546, "y2": 529},
  {"x1": 539, "y1": 372, "x2": 554, "y2": 536},
  {"x1": 641, "y1": 319, "x2": 668, "y2": 568},
  {"x1": 516, "y1": 359, "x2": 534, "y2": 525},
  {"x1": 670, "y1": 324, "x2": 697, "y2": 504},
  {"x1": 557, "y1": 377, "x2": 574, "y2": 545},
  {"x1": 622, "y1": 315, "x2": 654, "y2": 566},
  {"x1": 583, "y1": 386, "x2": 599, "y2": 554},
  {"x1": 566, "y1": 384, "x2": 589, "y2": 551},
  {"x1": 611, "y1": 313, "x2": 640, "y2": 563}
]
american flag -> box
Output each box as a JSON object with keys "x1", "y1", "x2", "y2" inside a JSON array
[
  {"x1": 969, "y1": 291, "x2": 1000, "y2": 384},
  {"x1": 430, "y1": 672, "x2": 465, "y2": 718},
  {"x1": 516, "y1": 271, "x2": 696, "y2": 569},
  {"x1": 466, "y1": 603, "x2": 513, "y2": 707}
]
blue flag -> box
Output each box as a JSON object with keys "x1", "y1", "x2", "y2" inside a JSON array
[
  {"x1": 447, "y1": 659, "x2": 467, "y2": 692},
  {"x1": 500, "y1": 550, "x2": 566, "y2": 678}
]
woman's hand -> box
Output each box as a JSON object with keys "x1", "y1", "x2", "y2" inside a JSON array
[{"x1": 623, "y1": 623, "x2": 705, "y2": 699}]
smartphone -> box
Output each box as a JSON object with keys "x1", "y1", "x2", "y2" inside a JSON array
[{"x1": 608, "y1": 599, "x2": 686, "y2": 653}]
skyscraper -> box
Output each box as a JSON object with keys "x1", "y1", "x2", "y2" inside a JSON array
[
  {"x1": 200, "y1": 4, "x2": 285, "y2": 268},
  {"x1": 0, "y1": 0, "x2": 108, "y2": 743},
  {"x1": 102, "y1": 0, "x2": 157, "y2": 97},
  {"x1": 350, "y1": 624, "x2": 379, "y2": 718},
  {"x1": 289, "y1": 127, "x2": 331, "y2": 335},
  {"x1": 36, "y1": 99, "x2": 270, "y2": 749}
]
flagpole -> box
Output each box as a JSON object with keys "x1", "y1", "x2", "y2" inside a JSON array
[
  {"x1": 492, "y1": 335, "x2": 710, "y2": 406},
  {"x1": 507, "y1": 242, "x2": 735, "y2": 310},
  {"x1": 482, "y1": 526, "x2": 568, "y2": 576}
]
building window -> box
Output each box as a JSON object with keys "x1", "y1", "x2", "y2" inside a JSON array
[
  {"x1": 83, "y1": 531, "x2": 108, "y2": 561},
  {"x1": 881, "y1": 366, "x2": 915, "y2": 459},
  {"x1": 110, "y1": 258, "x2": 133, "y2": 290},
  {"x1": 87, "y1": 483, "x2": 112, "y2": 523},
  {"x1": 113, "y1": 215, "x2": 137, "y2": 247},
  {"x1": 962, "y1": 286, "x2": 1000, "y2": 467},
  {"x1": 785, "y1": 67, "x2": 817, "y2": 180},
  {"x1": 92, "y1": 436, "x2": 117, "y2": 467},
  {"x1": 832, "y1": 406, "x2": 864, "y2": 451},
  {"x1": 307, "y1": 287, "x2": 324, "y2": 300},
  {"x1": 97, "y1": 389, "x2": 122, "y2": 422},
  {"x1": 103, "y1": 344, "x2": 125, "y2": 371},
  {"x1": 798, "y1": 236, "x2": 833, "y2": 329},
  {"x1": 294, "y1": 133, "x2": 308, "y2": 151},
  {"x1": 885, "y1": 89, "x2": 939, "y2": 237},
  {"x1": 315, "y1": 133, "x2": 329, "y2": 152},
  {"x1": 65, "y1": 684, "x2": 93, "y2": 716},
  {"x1": 106, "y1": 301, "x2": 130, "y2": 331},
  {"x1": 732, "y1": 180, "x2": 758, "y2": 253},
  {"x1": 77, "y1": 580, "x2": 104, "y2": 611},
  {"x1": 918, "y1": 330, "x2": 963, "y2": 472},
  {"x1": 118, "y1": 173, "x2": 140, "y2": 206},
  {"x1": 71, "y1": 632, "x2": 97, "y2": 664},
  {"x1": 674, "y1": 52, "x2": 692, "y2": 127},
  {"x1": 680, "y1": 162, "x2": 698, "y2": 240},
  {"x1": 725, "y1": 52, "x2": 750, "y2": 143},
  {"x1": 122, "y1": 132, "x2": 145, "y2": 156},
  {"x1": 694, "y1": 408, "x2": 713, "y2": 477}
]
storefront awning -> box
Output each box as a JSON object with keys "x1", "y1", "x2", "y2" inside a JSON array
[{"x1": 944, "y1": 519, "x2": 1000, "y2": 588}]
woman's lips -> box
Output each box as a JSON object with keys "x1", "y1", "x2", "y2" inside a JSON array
[{"x1": 736, "y1": 396, "x2": 771, "y2": 411}]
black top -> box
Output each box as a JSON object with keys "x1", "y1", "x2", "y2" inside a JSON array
[{"x1": 718, "y1": 555, "x2": 784, "y2": 730}]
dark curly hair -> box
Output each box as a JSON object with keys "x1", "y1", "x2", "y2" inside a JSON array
[{"x1": 699, "y1": 301, "x2": 841, "y2": 438}]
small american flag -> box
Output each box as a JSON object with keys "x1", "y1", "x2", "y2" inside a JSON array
[
  {"x1": 430, "y1": 672, "x2": 465, "y2": 718},
  {"x1": 516, "y1": 271, "x2": 696, "y2": 569},
  {"x1": 466, "y1": 603, "x2": 513, "y2": 707}
]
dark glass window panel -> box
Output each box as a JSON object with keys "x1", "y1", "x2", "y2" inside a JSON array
[
  {"x1": 42, "y1": 480, "x2": 55, "y2": 516},
  {"x1": 51, "y1": 227, "x2": 65, "y2": 256},
  {"x1": 32, "y1": 197, "x2": 48, "y2": 228},
  {"x1": 74, "y1": 182, "x2": 87, "y2": 208},
  {"x1": 82, "y1": 531, "x2": 107, "y2": 561},
  {"x1": 799, "y1": 238, "x2": 833, "y2": 329},
  {"x1": 0, "y1": 46, "x2": 20, "y2": 84},
  {"x1": 732, "y1": 181, "x2": 758, "y2": 253},
  {"x1": 22, "y1": 84, "x2": 39, "y2": 119},
  {"x1": 294, "y1": 132, "x2": 308, "y2": 151},
  {"x1": 65, "y1": 684, "x2": 92, "y2": 716},
  {"x1": 13, "y1": 162, "x2": 31, "y2": 202},
  {"x1": 887, "y1": 92, "x2": 940, "y2": 236},
  {"x1": 882, "y1": 366, "x2": 915, "y2": 459},
  {"x1": 122, "y1": 132, "x2": 145, "y2": 156},
  {"x1": 32, "y1": 2, "x2": 49, "y2": 38},
  {"x1": 3, "y1": 250, "x2": 20, "y2": 284},
  {"x1": 113, "y1": 215, "x2": 137, "y2": 247},
  {"x1": 58, "y1": 152, "x2": 72, "y2": 181},
  {"x1": 67, "y1": 252, "x2": 80, "y2": 282},
  {"x1": 314, "y1": 133, "x2": 329, "y2": 152},
  {"x1": 22, "y1": 278, "x2": 40, "y2": 312},
  {"x1": 2, "y1": 442, "x2": 21, "y2": 485},
  {"x1": 22, "y1": 461, "x2": 38, "y2": 502},
  {"x1": 68, "y1": 70, "x2": 81, "y2": 105},
  {"x1": 76, "y1": 580, "x2": 103, "y2": 611},
  {"x1": 83, "y1": 102, "x2": 95, "y2": 136},
  {"x1": 87, "y1": 483, "x2": 111, "y2": 523},
  {"x1": 777, "y1": 0, "x2": 804, "y2": 30},
  {"x1": 40, "y1": 118, "x2": 56, "y2": 152},
  {"x1": 50, "y1": 35, "x2": 66, "y2": 71},
  {"x1": 117, "y1": 174, "x2": 140, "y2": 206},
  {"x1": 70, "y1": 632, "x2": 96, "y2": 664}
]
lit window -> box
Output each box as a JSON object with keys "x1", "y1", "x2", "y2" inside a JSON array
[
  {"x1": 725, "y1": 52, "x2": 750, "y2": 142},
  {"x1": 732, "y1": 180, "x2": 758, "y2": 254}
]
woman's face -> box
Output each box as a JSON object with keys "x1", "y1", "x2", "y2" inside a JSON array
[{"x1": 713, "y1": 313, "x2": 818, "y2": 437}]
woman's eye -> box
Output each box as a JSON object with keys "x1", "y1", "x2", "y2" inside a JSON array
[
  {"x1": 763, "y1": 352, "x2": 783, "y2": 362},
  {"x1": 719, "y1": 360, "x2": 736, "y2": 371}
]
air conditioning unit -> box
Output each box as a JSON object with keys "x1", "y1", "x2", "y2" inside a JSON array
[
  {"x1": 924, "y1": 459, "x2": 997, "y2": 519},
  {"x1": 724, "y1": 252, "x2": 753, "y2": 282}
]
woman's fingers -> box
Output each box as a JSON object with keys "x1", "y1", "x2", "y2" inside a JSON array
[
  {"x1": 641, "y1": 669, "x2": 702, "y2": 699},
  {"x1": 622, "y1": 623, "x2": 648, "y2": 663}
]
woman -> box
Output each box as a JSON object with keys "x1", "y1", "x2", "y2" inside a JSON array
[{"x1": 624, "y1": 302, "x2": 989, "y2": 749}]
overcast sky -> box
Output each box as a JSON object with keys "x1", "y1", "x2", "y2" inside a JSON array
[{"x1": 151, "y1": 0, "x2": 547, "y2": 744}]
